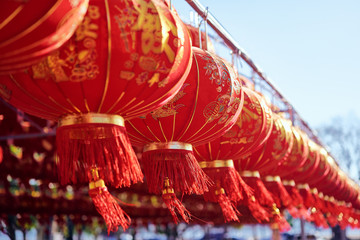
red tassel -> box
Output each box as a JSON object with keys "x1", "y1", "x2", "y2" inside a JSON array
[
  {"x1": 326, "y1": 212, "x2": 337, "y2": 228},
  {"x1": 242, "y1": 175, "x2": 274, "y2": 207},
  {"x1": 202, "y1": 166, "x2": 253, "y2": 203},
  {"x1": 162, "y1": 178, "x2": 191, "y2": 224},
  {"x1": 217, "y1": 192, "x2": 240, "y2": 222},
  {"x1": 284, "y1": 185, "x2": 303, "y2": 207},
  {"x1": 203, "y1": 181, "x2": 239, "y2": 222},
  {"x1": 142, "y1": 148, "x2": 211, "y2": 195},
  {"x1": 309, "y1": 207, "x2": 328, "y2": 228},
  {"x1": 271, "y1": 205, "x2": 291, "y2": 232},
  {"x1": 246, "y1": 196, "x2": 271, "y2": 222},
  {"x1": 297, "y1": 186, "x2": 315, "y2": 208},
  {"x1": 89, "y1": 177, "x2": 130, "y2": 234},
  {"x1": 263, "y1": 176, "x2": 291, "y2": 208},
  {"x1": 57, "y1": 121, "x2": 143, "y2": 187}
]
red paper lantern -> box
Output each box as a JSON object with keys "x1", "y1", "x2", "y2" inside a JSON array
[
  {"x1": 273, "y1": 127, "x2": 309, "y2": 177},
  {"x1": 192, "y1": 88, "x2": 273, "y2": 222},
  {"x1": 236, "y1": 114, "x2": 293, "y2": 208},
  {"x1": 0, "y1": 0, "x2": 89, "y2": 74},
  {"x1": 126, "y1": 47, "x2": 243, "y2": 222},
  {"x1": 207, "y1": 87, "x2": 273, "y2": 161},
  {"x1": 0, "y1": 0, "x2": 192, "y2": 232},
  {"x1": 283, "y1": 140, "x2": 321, "y2": 183}
]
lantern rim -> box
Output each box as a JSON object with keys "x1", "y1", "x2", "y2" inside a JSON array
[
  {"x1": 58, "y1": 113, "x2": 124, "y2": 127},
  {"x1": 143, "y1": 141, "x2": 193, "y2": 152}
]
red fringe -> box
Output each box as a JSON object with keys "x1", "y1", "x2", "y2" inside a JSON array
[
  {"x1": 263, "y1": 180, "x2": 291, "y2": 208},
  {"x1": 309, "y1": 207, "x2": 328, "y2": 228},
  {"x1": 312, "y1": 193, "x2": 326, "y2": 213},
  {"x1": 89, "y1": 186, "x2": 130, "y2": 234},
  {"x1": 247, "y1": 197, "x2": 271, "y2": 222},
  {"x1": 57, "y1": 123, "x2": 143, "y2": 187},
  {"x1": 142, "y1": 149, "x2": 211, "y2": 195},
  {"x1": 285, "y1": 185, "x2": 303, "y2": 207},
  {"x1": 273, "y1": 214, "x2": 291, "y2": 232},
  {"x1": 203, "y1": 167, "x2": 253, "y2": 203},
  {"x1": 325, "y1": 213, "x2": 338, "y2": 228},
  {"x1": 298, "y1": 188, "x2": 315, "y2": 208},
  {"x1": 217, "y1": 193, "x2": 240, "y2": 222},
  {"x1": 162, "y1": 193, "x2": 190, "y2": 224},
  {"x1": 242, "y1": 176, "x2": 274, "y2": 207}
]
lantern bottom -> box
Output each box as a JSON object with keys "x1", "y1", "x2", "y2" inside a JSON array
[{"x1": 56, "y1": 113, "x2": 143, "y2": 187}]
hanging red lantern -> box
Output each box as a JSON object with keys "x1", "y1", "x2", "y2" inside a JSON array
[
  {"x1": 0, "y1": 0, "x2": 89, "y2": 74},
  {"x1": 236, "y1": 114, "x2": 293, "y2": 208},
  {"x1": 193, "y1": 88, "x2": 274, "y2": 222},
  {"x1": 0, "y1": 0, "x2": 192, "y2": 232},
  {"x1": 274, "y1": 127, "x2": 309, "y2": 177},
  {"x1": 263, "y1": 127, "x2": 309, "y2": 217},
  {"x1": 126, "y1": 47, "x2": 244, "y2": 222},
  {"x1": 207, "y1": 87, "x2": 273, "y2": 161}
]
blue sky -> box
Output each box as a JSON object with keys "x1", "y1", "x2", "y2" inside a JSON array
[{"x1": 173, "y1": 0, "x2": 360, "y2": 127}]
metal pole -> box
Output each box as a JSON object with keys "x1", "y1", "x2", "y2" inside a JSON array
[{"x1": 300, "y1": 218, "x2": 306, "y2": 240}]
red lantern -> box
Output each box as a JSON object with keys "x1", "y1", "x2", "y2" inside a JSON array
[
  {"x1": 283, "y1": 140, "x2": 321, "y2": 183},
  {"x1": 236, "y1": 114, "x2": 293, "y2": 208},
  {"x1": 274, "y1": 127, "x2": 309, "y2": 177},
  {"x1": 0, "y1": 0, "x2": 89, "y2": 74},
  {"x1": 0, "y1": 0, "x2": 192, "y2": 232},
  {"x1": 126, "y1": 47, "x2": 243, "y2": 222},
  {"x1": 192, "y1": 88, "x2": 274, "y2": 222},
  {"x1": 265, "y1": 127, "x2": 309, "y2": 217},
  {"x1": 201, "y1": 88, "x2": 273, "y2": 161}
]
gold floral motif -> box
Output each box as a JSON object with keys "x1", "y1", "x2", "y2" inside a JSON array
[
  {"x1": 150, "y1": 83, "x2": 189, "y2": 120},
  {"x1": 203, "y1": 94, "x2": 231, "y2": 122},
  {"x1": 32, "y1": 5, "x2": 100, "y2": 83}
]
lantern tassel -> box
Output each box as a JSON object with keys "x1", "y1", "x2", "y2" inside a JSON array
[
  {"x1": 162, "y1": 178, "x2": 191, "y2": 224},
  {"x1": 263, "y1": 177, "x2": 291, "y2": 208},
  {"x1": 88, "y1": 169, "x2": 130, "y2": 234},
  {"x1": 246, "y1": 196, "x2": 270, "y2": 222},
  {"x1": 57, "y1": 121, "x2": 143, "y2": 187},
  {"x1": 203, "y1": 181, "x2": 239, "y2": 222},
  {"x1": 298, "y1": 187, "x2": 315, "y2": 208},
  {"x1": 271, "y1": 204, "x2": 291, "y2": 232},
  {"x1": 202, "y1": 165, "x2": 253, "y2": 203},
  {"x1": 142, "y1": 148, "x2": 211, "y2": 195},
  {"x1": 325, "y1": 212, "x2": 338, "y2": 228},
  {"x1": 242, "y1": 176, "x2": 274, "y2": 207},
  {"x1": 216, "y1": 191, "x2": 240, "y2": 222},
  {"x1": 285, "y1": 185, "x2": 303, "y2": 207},
  {"x1": 309, "y1": 208, "x2": 329, "y2": 228}
]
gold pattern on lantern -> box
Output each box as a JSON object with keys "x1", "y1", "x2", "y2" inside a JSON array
[
  {"x1": 32, "y1": 5, "x2": 100, "y2": 83},
  {"x1": 150, "y1": 83, "x2": 188, "y2": 120}
]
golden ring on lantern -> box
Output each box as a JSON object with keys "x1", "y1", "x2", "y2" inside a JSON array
[
  {"x1": 297, "y1": 183, "x2": 310, "y2": 190},
  {"x1": 318, "y1": 192, "x2": 324, "y2": 198},
  {"x1": 59, "y1": 113, "x2": 125, "y2": 127},
  {"x1": 240, "y1": 171, "x2": 260, "y2": 178},
  {"x1": 143, "y1": 142, "x2": 193, "y2": 152},
  {"x1": 199, "y1": 159, "x2": 234, "y2": 169},
  {"x1": 282, "y1": 180, "x2": 295, "y2": 186},
  {"x1": 310, "y1": 188, "x2": 318, "y2": 194},
  {"x1": 264, "y1": 175, "x2": 281, "y2": 182}
]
